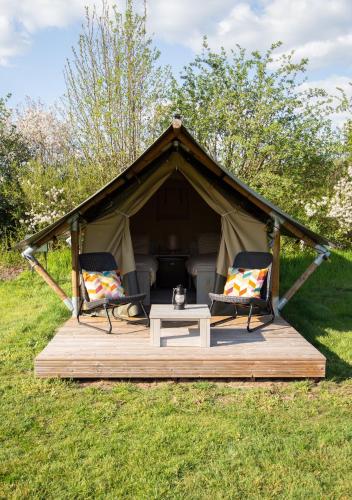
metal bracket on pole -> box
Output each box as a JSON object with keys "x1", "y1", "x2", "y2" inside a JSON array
[
  {"x1": 68, "y1": 213, "x2": 80, "y2": 229},
  {"x1": 21, "y1": 245, "x2": 37, "y2": 260},
  {"x1": 270, "y1": 211, "x2": 285, "y2": 225}
]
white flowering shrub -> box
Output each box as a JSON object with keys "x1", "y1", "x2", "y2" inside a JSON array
[
  {"x1": 328, "y1": 165, "x2": 352, "y2": 234},
  {"x1": 20, "y1": 187, "x2": 66, "y2": 233},
  {"x1": 16, "y1": 98, "x2": 73, "y2": 164},
  {"x1": 304, "y1": 197, "x2": 329, "y2": 218},
  {"x1": 303, "y1": 165, "x2": 352, "y2": 243}
]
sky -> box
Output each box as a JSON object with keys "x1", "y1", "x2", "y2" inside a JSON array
[{"x1": 0, "y1": 0, "x2": 351, "y2": 125}]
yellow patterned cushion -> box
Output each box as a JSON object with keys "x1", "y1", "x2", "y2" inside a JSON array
[
  {"x1": 224, "y1": 267, "x2": 268, "y2": 298},
  {"x1": 82, "y1": 270, "x2": 125, "y2": 301}
]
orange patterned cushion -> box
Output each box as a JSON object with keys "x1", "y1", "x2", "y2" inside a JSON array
[
  {"x1": 224, "y1": 267, "x2": 268, "y2": 298},
  {"x1": 82, "y1": 270, "x2": 125, "y2": 301}
]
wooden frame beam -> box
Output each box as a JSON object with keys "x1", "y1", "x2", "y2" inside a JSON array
[
  {"x1": 70, "y1": 217, "x2": 80, "y2": 317},
  {"x1": 179, "y1": 133, "x2": 223, "y2": 176},
  {"x1": 22, "y1": 247, "x2": 72, "y2": 311},
  {"x1": 271, "y1": 217, "x2": 281, "y2": 314},
  {"x1": 278, "y1": 247, "x2": 330, "y2": 311}
]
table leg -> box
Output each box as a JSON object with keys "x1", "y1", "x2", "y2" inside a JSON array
[
  {"x1": 151, "y1": 318, "x2": 161, "y2": 347},
  {"x1": 200, "y1": 318, "x2": 210, "y2": 347}
]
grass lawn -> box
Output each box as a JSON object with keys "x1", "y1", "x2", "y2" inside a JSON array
[{"x1": 0, "y1": 249, "x2": 351, "y2": 498}]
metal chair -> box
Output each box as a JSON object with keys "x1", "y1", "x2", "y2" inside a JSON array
[
  {"x1": 209, "y1": 251, "x2": 274, "y2": 332},
  {"x1": 78, "y1": 252, "x2": 149, "y2": 334}
]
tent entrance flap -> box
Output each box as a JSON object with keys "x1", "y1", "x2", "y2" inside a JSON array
[
  {"x1": 130, "y1": 171, "x2": 221, "y2": 264},
  {"x1": 83, "y1": 158, "x2": 175, "y2": 276},
  {"x1": 82, "y1": 152, "x2": 269, "y2": 297}
]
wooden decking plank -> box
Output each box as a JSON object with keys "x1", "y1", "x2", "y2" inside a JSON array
[{"x1": 35, "y1": 315, "x2": 326, "y2": 378}]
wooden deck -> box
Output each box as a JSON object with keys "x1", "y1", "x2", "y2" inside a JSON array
[{"x1": 35, "y1": 316, "x2": 326, "y2": 379}]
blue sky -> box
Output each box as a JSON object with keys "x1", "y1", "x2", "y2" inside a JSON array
[
  {"x1": 0, "y1": 0, "x2": 351, "y2": 125},
  {"x1": 0, "y1": 22, "x2": 195, "y2": 108},
  {"x1": 0, "y1": 25, "x2": 79, "y2": 106}
]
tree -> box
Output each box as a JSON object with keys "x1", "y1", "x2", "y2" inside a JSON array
[
  {"x1": 18, "y1": 156, "x2": 102, "y2": 234},
  {"x1": 303, "y1": 94, "x2": 352, "y2": 244},
  {"x1": 16, "y1": 98, "x2": 74, "y2": 165},
  {"x1": 64, "y1": 0, "x2": 171, "y2": 183},
  {"x1": 328, "y1": 165, "x2": 352, "y2": 240},
  {"x1": 171, "y1": 41, "x2": 341, "y2": 221},
  {"x1": 12, "y1": 98, "x2": 82, "y2": 236},
  {"x1": 0, "y1": 95, "x2": 32, "y2": 241}
]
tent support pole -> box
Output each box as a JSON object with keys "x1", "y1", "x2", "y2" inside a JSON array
[
  {"x1": 278, "y1": 245, "x2": 330, "y2": 311},
  {"x1": 271, "y1": 217, "x2": 281, "y2": 315},
  {"x1": 70, "y1": 217, "x2": 80, "y2": 317},
  {"x1": 22, "y1": 246, "x2": 73, "y2": 311}
]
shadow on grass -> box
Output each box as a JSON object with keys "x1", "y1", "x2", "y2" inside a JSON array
[{"x1": 280, "y1": 250, "x2": 352, "y2": 380}]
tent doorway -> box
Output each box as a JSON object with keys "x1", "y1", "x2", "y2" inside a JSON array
[{"x1": 130, "y1": 171, "x2": 221, "y2": 304}]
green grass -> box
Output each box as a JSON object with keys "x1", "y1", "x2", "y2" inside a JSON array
[
  {"x1": 282, "y1": 250, "x2": 352, "y2": 380},
  {"x1": 0, "y1": 249, "x2": 351, "y2": 498}
]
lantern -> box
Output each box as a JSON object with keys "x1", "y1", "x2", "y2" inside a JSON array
[{"x1": 172, "y1": 284, "x2": 187, "y2": 310}]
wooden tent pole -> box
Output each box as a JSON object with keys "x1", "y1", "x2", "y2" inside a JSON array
[
  {"x1": 22, "y1": 247, "x2": 73, "y2": 311},
  {"x1": 278, "y1": 247, "x2": 330, "y2": 311},
  {"x1": 271, "y1": 217, "x2": 281, "y2": 314},
  {"x1": 70, "y1": 217, "x2": 80, "y2": 317}
]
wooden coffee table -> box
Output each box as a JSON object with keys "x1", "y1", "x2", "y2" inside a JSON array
[{"x1": 150, "y1": 304, "x2": 211, "y2": 347}]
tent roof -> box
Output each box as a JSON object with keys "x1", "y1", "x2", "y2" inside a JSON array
[{"x1": 18, "y1": 119, "x2": 331, "y2": 250}]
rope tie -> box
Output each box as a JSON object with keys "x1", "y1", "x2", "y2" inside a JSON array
[
  {"x1": 221, "y1": 208, "x2": 255, "y2": 221},
  {"x1": 221, "y1": 208, "x2": 239, "y2": 217},
  {"x1": 114, "y1": 208, "x2": 129, "y2": 218}
]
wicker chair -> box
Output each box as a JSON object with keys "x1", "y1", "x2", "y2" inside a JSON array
[
  {"x1": 78, "y1": 252, "x2": 149, "y2": 334},
  {"x1": 209, "y1": 251, "x2": 274, "y2": 332}
]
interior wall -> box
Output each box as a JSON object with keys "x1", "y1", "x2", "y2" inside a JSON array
[{"x1": 130, "y1": 171, "x2": 220, "y2": 255}]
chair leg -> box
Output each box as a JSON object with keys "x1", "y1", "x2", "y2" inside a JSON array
[
  {"x1": 77, "y1": 304, "x2": 113, "y2": 334},
  {"x1": 77, "y1": 300, "x2": 84, "y2": 325},
  {"x1": 104, "y1": 305, "x2": 112, "y2": 334},
  {"x1": 247, "y1": 301, "x2": 275, "y2": 333},
  {"x1": 246, "y1": 303, "x2": 254, "y2": 332},
  {"x1": 139, "y1": 301, "x2": 150, "y2": 327},
  {"x1": 210, "y1": 300, "x2": 238, "y2": 327}
]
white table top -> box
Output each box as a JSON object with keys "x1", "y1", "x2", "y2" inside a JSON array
[{"x1": 150, "y1": 303, "x2": 211, "y2": 319}]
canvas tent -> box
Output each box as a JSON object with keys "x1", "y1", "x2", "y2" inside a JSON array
[
  {"x1": 83, "y1": 152, "x2": 268, "y2": 276},
  {"x1": 19, "y1": 117, "x2": 331, "y2": 316}
]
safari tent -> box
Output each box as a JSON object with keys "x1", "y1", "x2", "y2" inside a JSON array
[{"x1": 19, "y1": 116, "x2": 331, "y2": 318}]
